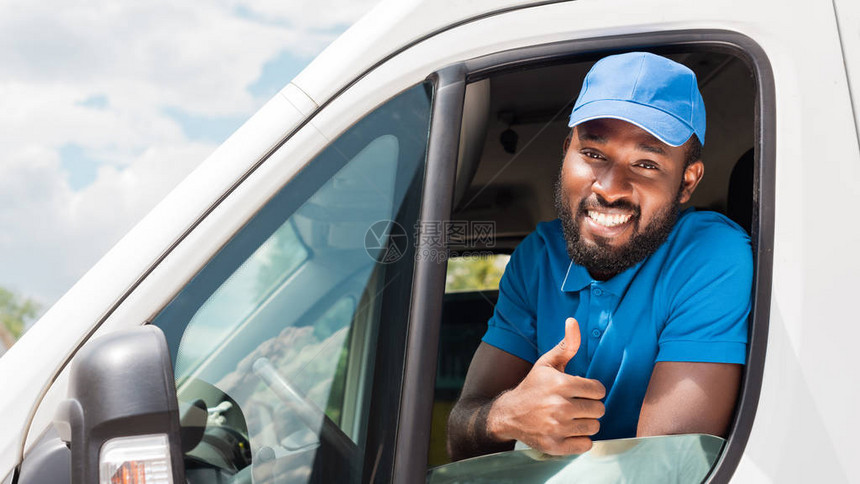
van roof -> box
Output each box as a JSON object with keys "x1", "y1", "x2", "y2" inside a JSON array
[{"x1": 291, "y1": 0, "x2": 562, "y2": 105}]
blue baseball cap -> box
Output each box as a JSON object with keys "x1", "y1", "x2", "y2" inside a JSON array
[{"x1": 568, "y1": 52, "x2": 706, "y2": 147}]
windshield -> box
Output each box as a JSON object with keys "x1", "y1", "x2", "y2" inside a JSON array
[{"x1": 427, "y1": 434, "x2": 723, "y2": 483}]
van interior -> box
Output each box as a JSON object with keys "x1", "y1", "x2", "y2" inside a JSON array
[{"x1": 429, "y1": 48, "x2": 757, "y2": 467}]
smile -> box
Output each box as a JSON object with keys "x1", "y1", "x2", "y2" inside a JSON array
[{"x1": 587, "y1": 210, "x2": 633, "y2": 228}]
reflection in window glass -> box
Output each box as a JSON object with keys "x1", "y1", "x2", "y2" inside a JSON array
[
  {"x1": 152, "y1": 82, "x2": 432, "y2": 483},
  {"x1": 175, "y1": 221, "x2": 309, "y2": 378}
]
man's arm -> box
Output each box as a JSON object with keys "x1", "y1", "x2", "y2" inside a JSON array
[
  {"x1": 637, "y1": 361, "x2": 742, "y2": 437},
  {"x1": 636, "y1": 212, "x2": 751, "y2": 438},
  {"x1": 447, "y1": 318, "x2": 606, "y2": 462},
  {"x1": 446, "y1": 342, "x2": 532, "y2": 461}
]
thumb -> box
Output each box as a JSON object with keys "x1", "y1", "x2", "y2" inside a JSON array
[{"x1": 537, "y1": 317, "x2": 581, "y2": 371}]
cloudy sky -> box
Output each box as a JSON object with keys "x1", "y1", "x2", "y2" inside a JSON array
[{"x1": 0, "y1": 0, "x2": 380, "y2": 318}]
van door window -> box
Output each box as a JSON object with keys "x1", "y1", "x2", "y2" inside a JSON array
[
  {"x1": 426, "y1": 45, "x2": 761, "y2": 481},
  {"x1": 151, "y1": 82, "x2": 433, "y2": 483}
]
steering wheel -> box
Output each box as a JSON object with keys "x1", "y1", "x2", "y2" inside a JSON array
[
  {"x1": 251, "y1": 357, "x2": 358, "y2": 462},
  {"x1": 252, "y1": 358, "x2": 328, "y2": 430}
]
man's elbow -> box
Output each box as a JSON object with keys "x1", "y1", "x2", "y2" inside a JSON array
[
  {"x1": 446, "y1": 401, "x2": 465, "y2": 461},
  {"x1": 446, "y1": 396, "x2": 513, "y2": 462}
]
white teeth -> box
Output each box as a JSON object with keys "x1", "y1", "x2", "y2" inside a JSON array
[{"x1": 588, "y1": 210, "x2": 632, "y2": 228}]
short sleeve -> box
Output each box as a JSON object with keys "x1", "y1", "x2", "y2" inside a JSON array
[
  {"x1": 481, "y1": 231, "x2": 542, "y2": 363},
  {"x1": 656, "y1": 214, "x2": 752, "y2": 364}
]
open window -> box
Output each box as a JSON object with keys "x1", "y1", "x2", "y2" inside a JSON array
[{"x1": 423, "y1": 33, "x2": 773, "y2": 482}]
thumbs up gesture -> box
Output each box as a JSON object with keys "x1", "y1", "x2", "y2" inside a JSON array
[
  {"x1": 488, "y1": 318, "x2": 606, "y2": 455},
  {"x1": 539, "y1": 317, "x2": 584, "y2": 371}
]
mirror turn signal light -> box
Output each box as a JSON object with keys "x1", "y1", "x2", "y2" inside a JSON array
[{"x1": 99, "y1": 434, "x2": 173, "y2": 484}]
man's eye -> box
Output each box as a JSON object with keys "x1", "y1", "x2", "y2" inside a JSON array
[
  {"x1": 582, "y1": 151, "x2": 603, "y2": 160},
  {"x1": 634, "y1": 162, "x2": 658, "y2": 170}
]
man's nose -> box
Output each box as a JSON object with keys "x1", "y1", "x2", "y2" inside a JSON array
[{"x1": 592, "y1": 163, "x2": 632, "y2": 203}]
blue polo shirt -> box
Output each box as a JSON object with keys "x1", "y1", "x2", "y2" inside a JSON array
[{"x1": 482, "y1": 209, "x2": 752, "y2": 440}]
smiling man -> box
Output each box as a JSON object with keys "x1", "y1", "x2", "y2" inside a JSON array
[{"x1": 447, "y1": 52, "x2": 753, "y2": 460}]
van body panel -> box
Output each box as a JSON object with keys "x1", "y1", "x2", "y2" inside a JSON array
[
  {"x1": 834, "y1": 0, "x2": 860, "y2": 140},
  {"x1": 3, "y1": 0, "x2": 860, "y2": 481},
  {"x1": 290, "y1": 0, "x2": 543, "y2": 107},
  {"x1": 741, "y1": 3, "x2": 860, "y2": 481}
]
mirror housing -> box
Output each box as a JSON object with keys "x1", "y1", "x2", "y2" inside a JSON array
[{"x1": 54, "y1": 325, "x2": 184, "y2": 483}]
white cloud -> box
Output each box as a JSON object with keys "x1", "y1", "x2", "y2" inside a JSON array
[
  {"x1": 0, "y1": 81, "x2": 184, "y2": 168},
  {"x1": 230, "y1": 0, "x2": 382, "y2": 32},
  {"x1": 0, "y1": 0, "x2": 378, "y2": 309},
  {"x1": 0, "y1": 140, "x2": 214, "y2": 303},
  {"x1": 0, "y1": 1, "x2": 308, "y2": 115}
]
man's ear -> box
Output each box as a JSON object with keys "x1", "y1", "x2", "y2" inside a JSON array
[
  {"x1": 562, "y1": 130, "x2": 573, "y2": 155},
  {"x1": 679, "y1": 160, "x2": 704, "y2": 204}
]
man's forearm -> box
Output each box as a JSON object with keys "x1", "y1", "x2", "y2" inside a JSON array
[{"x1": 446, "y1": 395, "x2": 514, "y2": 462}]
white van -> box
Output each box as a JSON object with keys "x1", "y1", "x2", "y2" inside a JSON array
[{"x1": 3, "y1": 0, "x2": 859, "y2": 482}]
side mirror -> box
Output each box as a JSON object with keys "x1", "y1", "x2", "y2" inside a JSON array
[{"x1": 54, "y1": 325, "x2": 185, "y2": 484}]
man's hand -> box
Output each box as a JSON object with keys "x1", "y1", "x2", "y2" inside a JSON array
[
  {"x1": 447, "y1": 318, "x2": 607, "y2": 461},
  {"x1": 487, "y1": 317, "x2": 606, "y2": 455}
]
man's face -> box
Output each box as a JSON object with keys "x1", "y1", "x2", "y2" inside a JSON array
[{"x1": 554, "y1": 118, "x2": 704, "y2": 279}]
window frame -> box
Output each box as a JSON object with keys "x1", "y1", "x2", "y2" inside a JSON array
[{"x1": 395, "y1": 30, "x2": 774, "y2": 484}]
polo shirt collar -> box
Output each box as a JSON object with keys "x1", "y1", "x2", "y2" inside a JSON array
[{"x1": 560, "y1": 259, "x2": 643, "y2": 296}]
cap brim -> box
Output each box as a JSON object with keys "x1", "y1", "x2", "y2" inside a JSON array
[{"x1": 568, "y1": 99, "x2": 695, "y2": 147}]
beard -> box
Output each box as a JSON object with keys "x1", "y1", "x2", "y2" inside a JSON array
[{"x1": 553, "y1": 172, "x2": 681, "y2": 278}]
